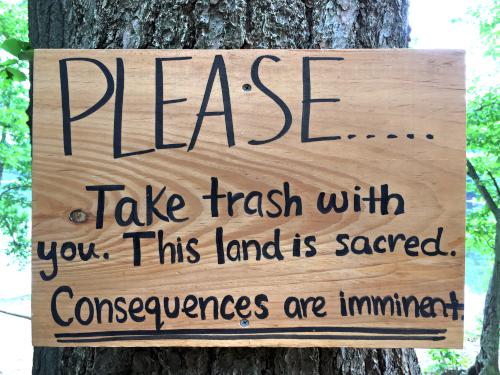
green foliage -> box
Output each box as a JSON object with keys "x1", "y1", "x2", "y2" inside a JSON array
[
  {"x1": 468, "y1": 0, "x2": 500, "y2": 58},
  {"x1": 427, "y1": 349, "x2": 468, "y2": 374},
  {"x1": 0, "y1": 37, "x2": 31, "y2": 82},
  {"x1": 466, "y1": 87, "x2": 499, "y2": 255},
  {"x1": 1, "y1": 38, "x2": 31, "y2": 58},
  {"x1": 0, "y1": 0, "x2": 31, "y2": 264},
  {"x1": 464, "y1": 0, "x2": 499, "y2": 263},
  {"x1": 0, "y1": 0, "x2": 27, "y2": 40},
  {"x1": 429, "y1": 1, "x2": 498, "y2": 372},
  {"x1": 0, "y1": 0, "x2": 30, "y2": 80}
]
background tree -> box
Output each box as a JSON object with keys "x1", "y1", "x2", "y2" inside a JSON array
[
  {"x1": 29, "y1": 1, "x2": 421, "y2": 374},
  {"x1": 0, "y1": 0, "x2": 31, "y2": 264},
  {"x1": 465, "y1": 2, "x2": 499, "y2": 374}
]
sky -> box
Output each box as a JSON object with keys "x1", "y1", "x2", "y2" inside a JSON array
[
  {"x1": 410, "y1": 0, "x2": 498, "y2": 88},
  {"x1": 410, "y1": 0, "x2": 472, "y2": 48}
]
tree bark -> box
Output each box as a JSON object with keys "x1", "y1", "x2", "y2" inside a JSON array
[
  {"x1": 468, "y1": 220, "x2": 500, "y2": 375},
  {"x1": 29, "y1": 1, "x2": 418, "y2": 374},
  {"x1": 466, "y1": 161, "x2": 500, "y2": 375}
]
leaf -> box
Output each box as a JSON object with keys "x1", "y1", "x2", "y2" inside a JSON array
[
  {"x1": 4, "y1": 66, "x2": 27, "y2": 81},
  {"x1": 0, "y1": 58, "x2": 17, "y2": 67},
  {"x1": 18, "y1": 48, "x2": 34, "y2": 61},
  {"x1": 0, "y1": 38, "x2": 31, "y2": 58}
]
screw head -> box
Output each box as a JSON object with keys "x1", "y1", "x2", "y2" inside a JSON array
[
  {"x1": 242, "y1": 83, "x2": 252, "y2": 92},
  {"x1": 240, "y1": 319, "x2": 249, "y2": 328}
]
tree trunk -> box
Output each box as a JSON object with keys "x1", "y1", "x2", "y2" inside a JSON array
[
  {"x1": 29, "y1": 1, "x2": 418, "y2": 374},
  {"x1": 468, "y1": 220, "x2": 500, "y2": 375}
]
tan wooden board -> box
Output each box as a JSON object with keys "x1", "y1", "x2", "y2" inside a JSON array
[{"x1": 32, "y1": 49, "x2": 465, "y2": 348}]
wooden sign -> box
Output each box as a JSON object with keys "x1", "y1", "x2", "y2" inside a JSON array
[{"x1": 32, "y1": 49, "x2": 465, "y2": 348}]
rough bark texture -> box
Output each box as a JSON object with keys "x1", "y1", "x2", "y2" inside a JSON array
[
  {"x1": 29, "y1": 0, "x2": 409, "y2": 49},
  {"x1": 30, "y1": 1, "x2": 417, "y2": 374},
  {"x1": 32, "y1": 346, "x2": 421, "y2": 375},
  {"x1": 468, "y1": 220, "x2": 500, "y2": 375}
]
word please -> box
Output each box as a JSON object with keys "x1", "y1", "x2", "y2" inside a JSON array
[{"x1": 60, "y1": 55, "x2": 345, "y2": 158}]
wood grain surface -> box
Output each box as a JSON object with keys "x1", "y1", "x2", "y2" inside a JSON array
[{"x1": 32, "y1": 49, "x2": 465, "y2": 348}]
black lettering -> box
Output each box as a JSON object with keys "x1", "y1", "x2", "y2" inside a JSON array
[
  {"x1": 145, "y1": 296, "x2": 164, "y2": 330},
  {"x1": 235, "y1": 296, "x2": 251, "y2": 319},
  {"x1": 158, "y1": 230, "x2": 176, "y2": 264},
  {"x1": 339, "y1": 291, "x2": 347, "y2": 316},
  {"x1": 380, "y1": 184, "x2": 405, "y2": 215},
  {"x1": 94, "y1": 298, "x2": 113, "y2": 324},
  {"x1": 215, "y1": 226, "x2": 225, "y2": 265},
  {"x1": 254, "y1": 294, "x2": 269, "y2": 319},
  {"x1": 123, "y1": 231, "x2": 156, "y2": 266},
  {"x1": 188, "y1": 55, "x2": 234, "y2": 151},
  {"x1": 220, "y1": 295, "x2": 235, "y2": 320},
  {"x1": 199, "y1": 296, "x2": 219, "y2": 320},
  {"x1": 86, "y1": 184, "x2": 125, "y2": 229},
  {"x1": 283, "y1": 182, "x2": 302, "y2": 217},
  {"x1": 301, "y1": 56, "x2": 343, "y2": 143},
  {"x1": 349, "y1": 296, "x2": 372, "y2": 315},
  {"x1": 163, "y1": 297, "x2": 180, "y2": 319},
  {"x1": 51, "y1": 285, "x2": 74, "y2": 326},
  {"x1": 249, "y1": 55, "x2": 292, "y2": 145},
  {"x1": 422, "y1": 227, "x2": 447, "y2": 256},
  {"x1": 404, "y1": 236, "x2": 420, "y2": 256},
  {"x1": 202, "y1": 177, "x2": 226, "y2": 218},
  {"x1": 186, "y1": 238, "x2": 200, "y2": 263},
  {"x1": 335, "y1": 234, "x2": 350, "y2": 256},
  {"x1": 182, "y1": 295, "x2": 199, "y2": 318},
  {"x1": 284, "y1": 296, "x2": 302, "y2": 318},
  {"x1": 114, "y1": 297, "x2": 128, "y2": 323},
  {"x1": 317, "y1": 191, "x2": 348, "y2": 213},
  {"x1": 75, "y1": 297, "x2": 94, "y2": 325},
  {"x1": 155, "y1": 57, "x2": 191, "y2": 150},
  {"x1": 304, "y1": 235, "x2": 317, "y2": 257},
  {"x1": 114, "y1": 58, "x2": 154, "y2": 158},
  {"x1": 37, "y1": 241, "x2": 58, "y2": 281},
  {"x1": 115, "y1": 197, "x2": 145, "y2": 227},
  {"x1": 129, "y1": 297, "x2": 146, "y2": 322},
  {"x1": 60, "y1": 58, "x2": 114, "y2": 156}
]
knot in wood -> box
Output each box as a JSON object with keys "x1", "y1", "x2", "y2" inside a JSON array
[{"x1": 69, "y1": 209, "x2": 88, "y2": 224}]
